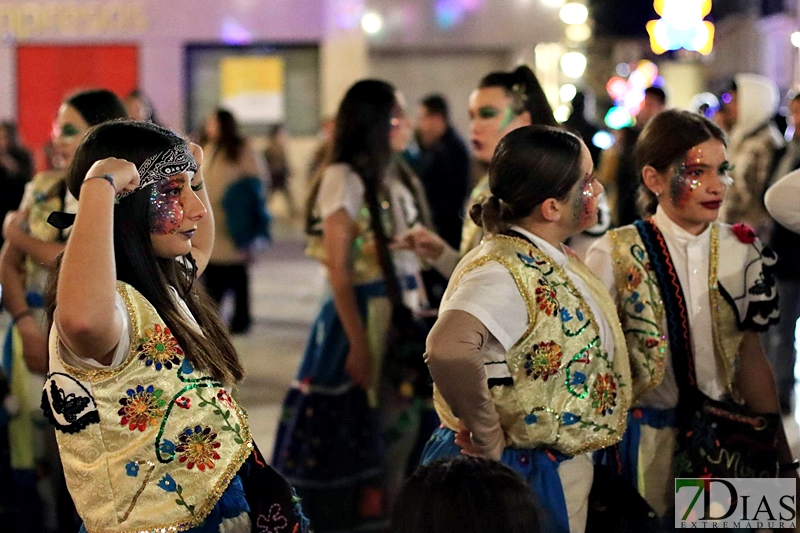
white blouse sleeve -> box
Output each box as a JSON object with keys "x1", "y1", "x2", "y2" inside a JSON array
[
  {"x1": 316, "y1": 164, "x2": 365, "y2": 221},
  {"x1": 584, "y1": 234, "x2": 617, "y2": 295},
  {"x1": 56, "y1": 293, "x2": 132, "y2": 370},
  {"x1": 765, "y1": 168, "x2": 800, "y2": 233},
  {"x1": 440, "y1": 261, "x2": 529, "y2": 351}
]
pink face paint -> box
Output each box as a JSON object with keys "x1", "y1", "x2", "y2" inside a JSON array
[
  {"x1": 148, "y1": 178, "x2": 185, "y2": 235},
  {"x1": 669, "y1": 148, "x2": 704, "y2": 208}
]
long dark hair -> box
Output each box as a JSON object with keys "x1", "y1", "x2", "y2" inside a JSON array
[
  {"x1": 388, "y1": 457, "x2": 543, "y2": 533},
  {"x1": 209, "y1": 108, "x2": 245, "y2": 162},
  {"x1": 46, "y1": 120, "x2": 243, "y2": 384},
  {"x1": 305, "y1": 79, "x2": 430, "y2": 237},
  {"x1": 65, "y1": 89, "x2": 128, "y2": 127},
  {"x1": 635, "y1": 109, "x2": 727, "y2": 216},
  {"x1": 471, "y1": 125, "x2": 584, "y2": 234},
  {"x1": 479, "y1": 65, "x2": 557, "y2": 128}
]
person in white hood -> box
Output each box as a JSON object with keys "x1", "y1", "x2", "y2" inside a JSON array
[{"x1": 719, "y1": 73, "x2": 784, "y2": 237}]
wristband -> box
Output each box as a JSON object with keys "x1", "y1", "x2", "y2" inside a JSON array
[
  {"x1": 12, "y1": 309, "x2": 33, "y2": 323},
  {"x1": 84, "y1": 173, "x2": 116, "y2": 191},
  {"x1": 779, "y1": 459, "x2": 800, "y2": 473}
]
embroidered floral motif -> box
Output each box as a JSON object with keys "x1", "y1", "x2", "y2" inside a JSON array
[
  {"x1": 125, "y1": 461, "x2": 139, "y2": 477},
  {"x1": 176, "y1": 425, "x2": 221, "y2": 471},
  {"x1": 256, "y1": 504, "x2": 288, "y2": 533},
  {"x1": 176, "y1": 396, "x2": 191, "y2": 409},
  {"x1": 157, "y1": 474, "x2": 177, "y2": 492},
  {"x1": 644, "y1": 338, "x2": 660, "y2": 349},
  {"x1": 562, "y1": 412, "x2": 580, "y2": 425},
  {"x1": 560, "y1": 308, "x2": 573, "y2": 322},
  {"x1": 534, "y1": 279, "x2": 559, "y2": 316},
  {"x1": 180, "y1": 358, "x2": 194, "y2": 374},
  {"x1": 569, "y1": 371, "x2": 587, "y2": 386},
  {"x1": 118, "y1": 385, "x2": 166, "y2": 431},
  {"x1": 732, "y1": 222, "x2": 757, "y2": 244},
  {"x1": 160, "y1": 439, "x2": 176, "y2": 455},
  {"x1": 524, "y1": 341, "x2": 563, "y2": 381},
  {"x1": 137, "y1": 323, "x2": 182, "y2": 370},
  {"x1": 625, "y1": 265, "x2": 642, "y2": 291},
  {"x1": 524, "y1": 413, "x2": 538, "y2": 425},
  {"x1": 590, "y1": 374, "x2": 618, "y2": 416},
  {"x1": 217, "y1": 389, "x2": 233, "y2": 407}
]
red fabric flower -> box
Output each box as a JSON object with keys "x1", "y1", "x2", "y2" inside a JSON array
[
  {"x1": 176, "y1": 396, "x2": 191, "y2": 409},
  {"x1": 732, "y1": 223, "x2": 756, "y2": 244}
]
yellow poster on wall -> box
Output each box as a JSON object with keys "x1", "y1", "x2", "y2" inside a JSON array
[{"x1": 220, "y1": 56, "x2": 285, "y2": 123}]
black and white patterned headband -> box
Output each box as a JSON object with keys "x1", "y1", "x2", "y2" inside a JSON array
[
  {"x1": 47, "y1": 144, "x2": 197, "y2": 229},
  {"x1": 117, "y1": 144, "x2": 198, "y2": 199}
]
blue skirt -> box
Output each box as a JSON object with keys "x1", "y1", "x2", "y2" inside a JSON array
[
  {"x1": 421, "y1": 426, "x2": 571, "y2": 533},
  {"x1": 272, "y1": 277, "x2": 416, "y2": 532}
]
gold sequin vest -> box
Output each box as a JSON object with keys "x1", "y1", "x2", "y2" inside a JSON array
[
  {"x1": 435, "y1": 235, "x2": 631, "y2": 455},
  {"x1": 42, "y1": 282, "x2": 252, "y2": 533}
]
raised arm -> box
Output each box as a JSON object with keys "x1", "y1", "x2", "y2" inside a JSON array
[
  {"x1": 186, "y1": 144, "x2": 214, "y2": 275},
  {"x1": 55, "y1": 158, "x2": 139, "y2": 363}
]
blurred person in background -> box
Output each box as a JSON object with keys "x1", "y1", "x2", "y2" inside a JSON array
[
  {"x1": 763, "y1": 91, "x2": 800, "y2": 414},
  {"x1": 596, "y1": 126, "x2": 641, "y2": 227},
  {"x1": 264, "y1": 124, "x2": 295, "y2": 218},
  {"x1": 0, "y1": 89, "x2": 127, "y2": 533},
  {"x1": 124, "y1": 88, "x2": 159, "y2": 123},
  {"x1": 395, "y1": 65, "x2": 557, "y2": 278},
  {"x1": 564, "y1": 91, "x2": 602, "y2": 165},
  {"x1": 0, "y1": 122, "x2": 34, "y2": 249},
  {"x1": 719, "y1": 74, "x2": 784, "y2": 238},
  {"x1": 272, "y1": 79, "x2": 431, "y2": 533},
  {"x1": 200, "y1": 108, "x2": 268, "y2": 334},
  {"x1": 412, "y1": 94, "x2": 470, "y2": 309},
  {"x1": 636, "y1": 86, "x2": 667, "y2": 129}
]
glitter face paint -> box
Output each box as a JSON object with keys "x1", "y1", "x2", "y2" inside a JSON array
[
  {"x1": 148, "y1": 177, "x2": 185, "y2": 235},
  {"x1": 572, "y1": 173, "x2": 595, "y2": 226},
  {"x1": 669, "y1": 147, "x2": 704, "y2": 207}
]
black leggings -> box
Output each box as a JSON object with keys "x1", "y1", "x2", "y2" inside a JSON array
[{"x1": 203, "y1": 262, "x2": 251, "y2": 333}]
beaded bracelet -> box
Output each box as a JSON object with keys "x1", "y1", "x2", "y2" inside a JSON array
[{"x1": 84, "y1": 173, "x2": 116, "y2": 191}]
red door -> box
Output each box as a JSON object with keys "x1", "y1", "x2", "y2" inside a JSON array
[{"x1": 16, "y1": 45, "x2": 138, "y2": 170}]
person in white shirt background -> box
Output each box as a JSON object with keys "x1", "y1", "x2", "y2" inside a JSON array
[{"x1": 585, "y1": 109, "x2": 794, "y2": 519}]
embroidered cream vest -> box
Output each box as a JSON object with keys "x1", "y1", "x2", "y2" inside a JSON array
[
  {"x1": 42, "y1": 282, "x2": 252, "y2": 533},
  {"x1": 608, "y1": 224, "x2": 743, "y2": 402},
  {"x1": 434, "y1": 235, "x2": 632, "y2": 456}
]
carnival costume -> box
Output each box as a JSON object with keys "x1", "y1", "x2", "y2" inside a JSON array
[
  {"x1": 42, "y1": 145, "x2": 309, "y2": 533},
  {"x1": 422, "y1": 227, "x2": 631, "y2": 533},
  {"x1": 272, "y1": 163, "x2": 423, "y2": 532},
  {"x1": 585, "y1": 207, "x2": 780, "y2": 515}
]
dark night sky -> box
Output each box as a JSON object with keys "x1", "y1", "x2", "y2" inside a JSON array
[{"x1": 588, "y1": 0, "x2": 764, "y2": 37}]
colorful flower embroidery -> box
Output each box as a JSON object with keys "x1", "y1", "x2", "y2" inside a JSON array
[
  {"x1": 256, "y1": 504, "x2": 288, "y2": 533},
  {"x1": 176, "y1": 397, "x2": 191, "y2": 409},
  {"x1": 591, "y1": 374, "x2": 618, "y2": 416},
  {"x1": 157, "y1": 474, "x2": 177, "y2": 492},
  {"x1": 625, "y1": 265, "x2": 642, "y2": 291},
  {"x1": 524, "y1": 341, "x2": 563, "y2": 381},
  {"x1": 217, "y1": 389, "x2": 233, "y2": 407},
  {"x1": 137, "y1": 323, "x2": 182, "y2": 371},
  {"x1": 534, "y1": 279, "x2": 559, "y2": 316},
  {"x1": 176, "y1": 425, "x2": 221, "y2": 471},
  {"x1": 118, "y1": 385, "x2": 166, "y2": 431},
  {"x1": 569, "y1": 371, "x2": 587, "y2": 386},
  {"x1": 125, "y1": 461, "x2": 139, "y2": 477},
  {"x1": 560, "y1": 308, "x2": 573, "y2": 322}
]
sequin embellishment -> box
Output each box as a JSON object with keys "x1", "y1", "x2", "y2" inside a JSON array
[
  {"x1": 524, "y1": 341, "x2": 563, "y2": 381},
  {"x1": 118, "y1": 385, "x2": 166, "y2": 431},
  {"x1": 590, "y1": 374, "x2": 618, "y2": 416},
  {"x1": 176, "y1": 425, "x2": 221, "y2": 471},
  {"x1": 137, "y1": 323, "x2": 183, "y2": 370}
]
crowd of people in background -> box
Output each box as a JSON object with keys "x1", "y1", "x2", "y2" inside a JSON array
[{"x1": 2, "y1": 66, "x2": 800, "y2": 533}]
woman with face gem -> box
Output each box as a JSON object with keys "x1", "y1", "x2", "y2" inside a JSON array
[
  {"x1": 0, "y1": 88, "x2": 126, "y2": 533},
  {"x1": 584, "y1": 109, "x2": 791, "y2": 519},
  {"x1": 393, "y1": 65, "x2": 557, "y2": 276},
  {"x1": 41, "y1": 120, "x2": 309, "y2": 533},
  {"x1": 421, "y1": 126, "x2": 631, "y2": 533}
]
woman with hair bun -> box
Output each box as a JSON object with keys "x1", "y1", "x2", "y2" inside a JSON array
[
  {"x1": 395, "y1": 65, "x2": 557, "y2": 276},
  {"x1": 420, "y1": 125, "x2": 631, "y2": 533}
]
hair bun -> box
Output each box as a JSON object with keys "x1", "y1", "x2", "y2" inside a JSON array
[{"x1": 470, "y1": 195, "x2": 509, "y2": 235}]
